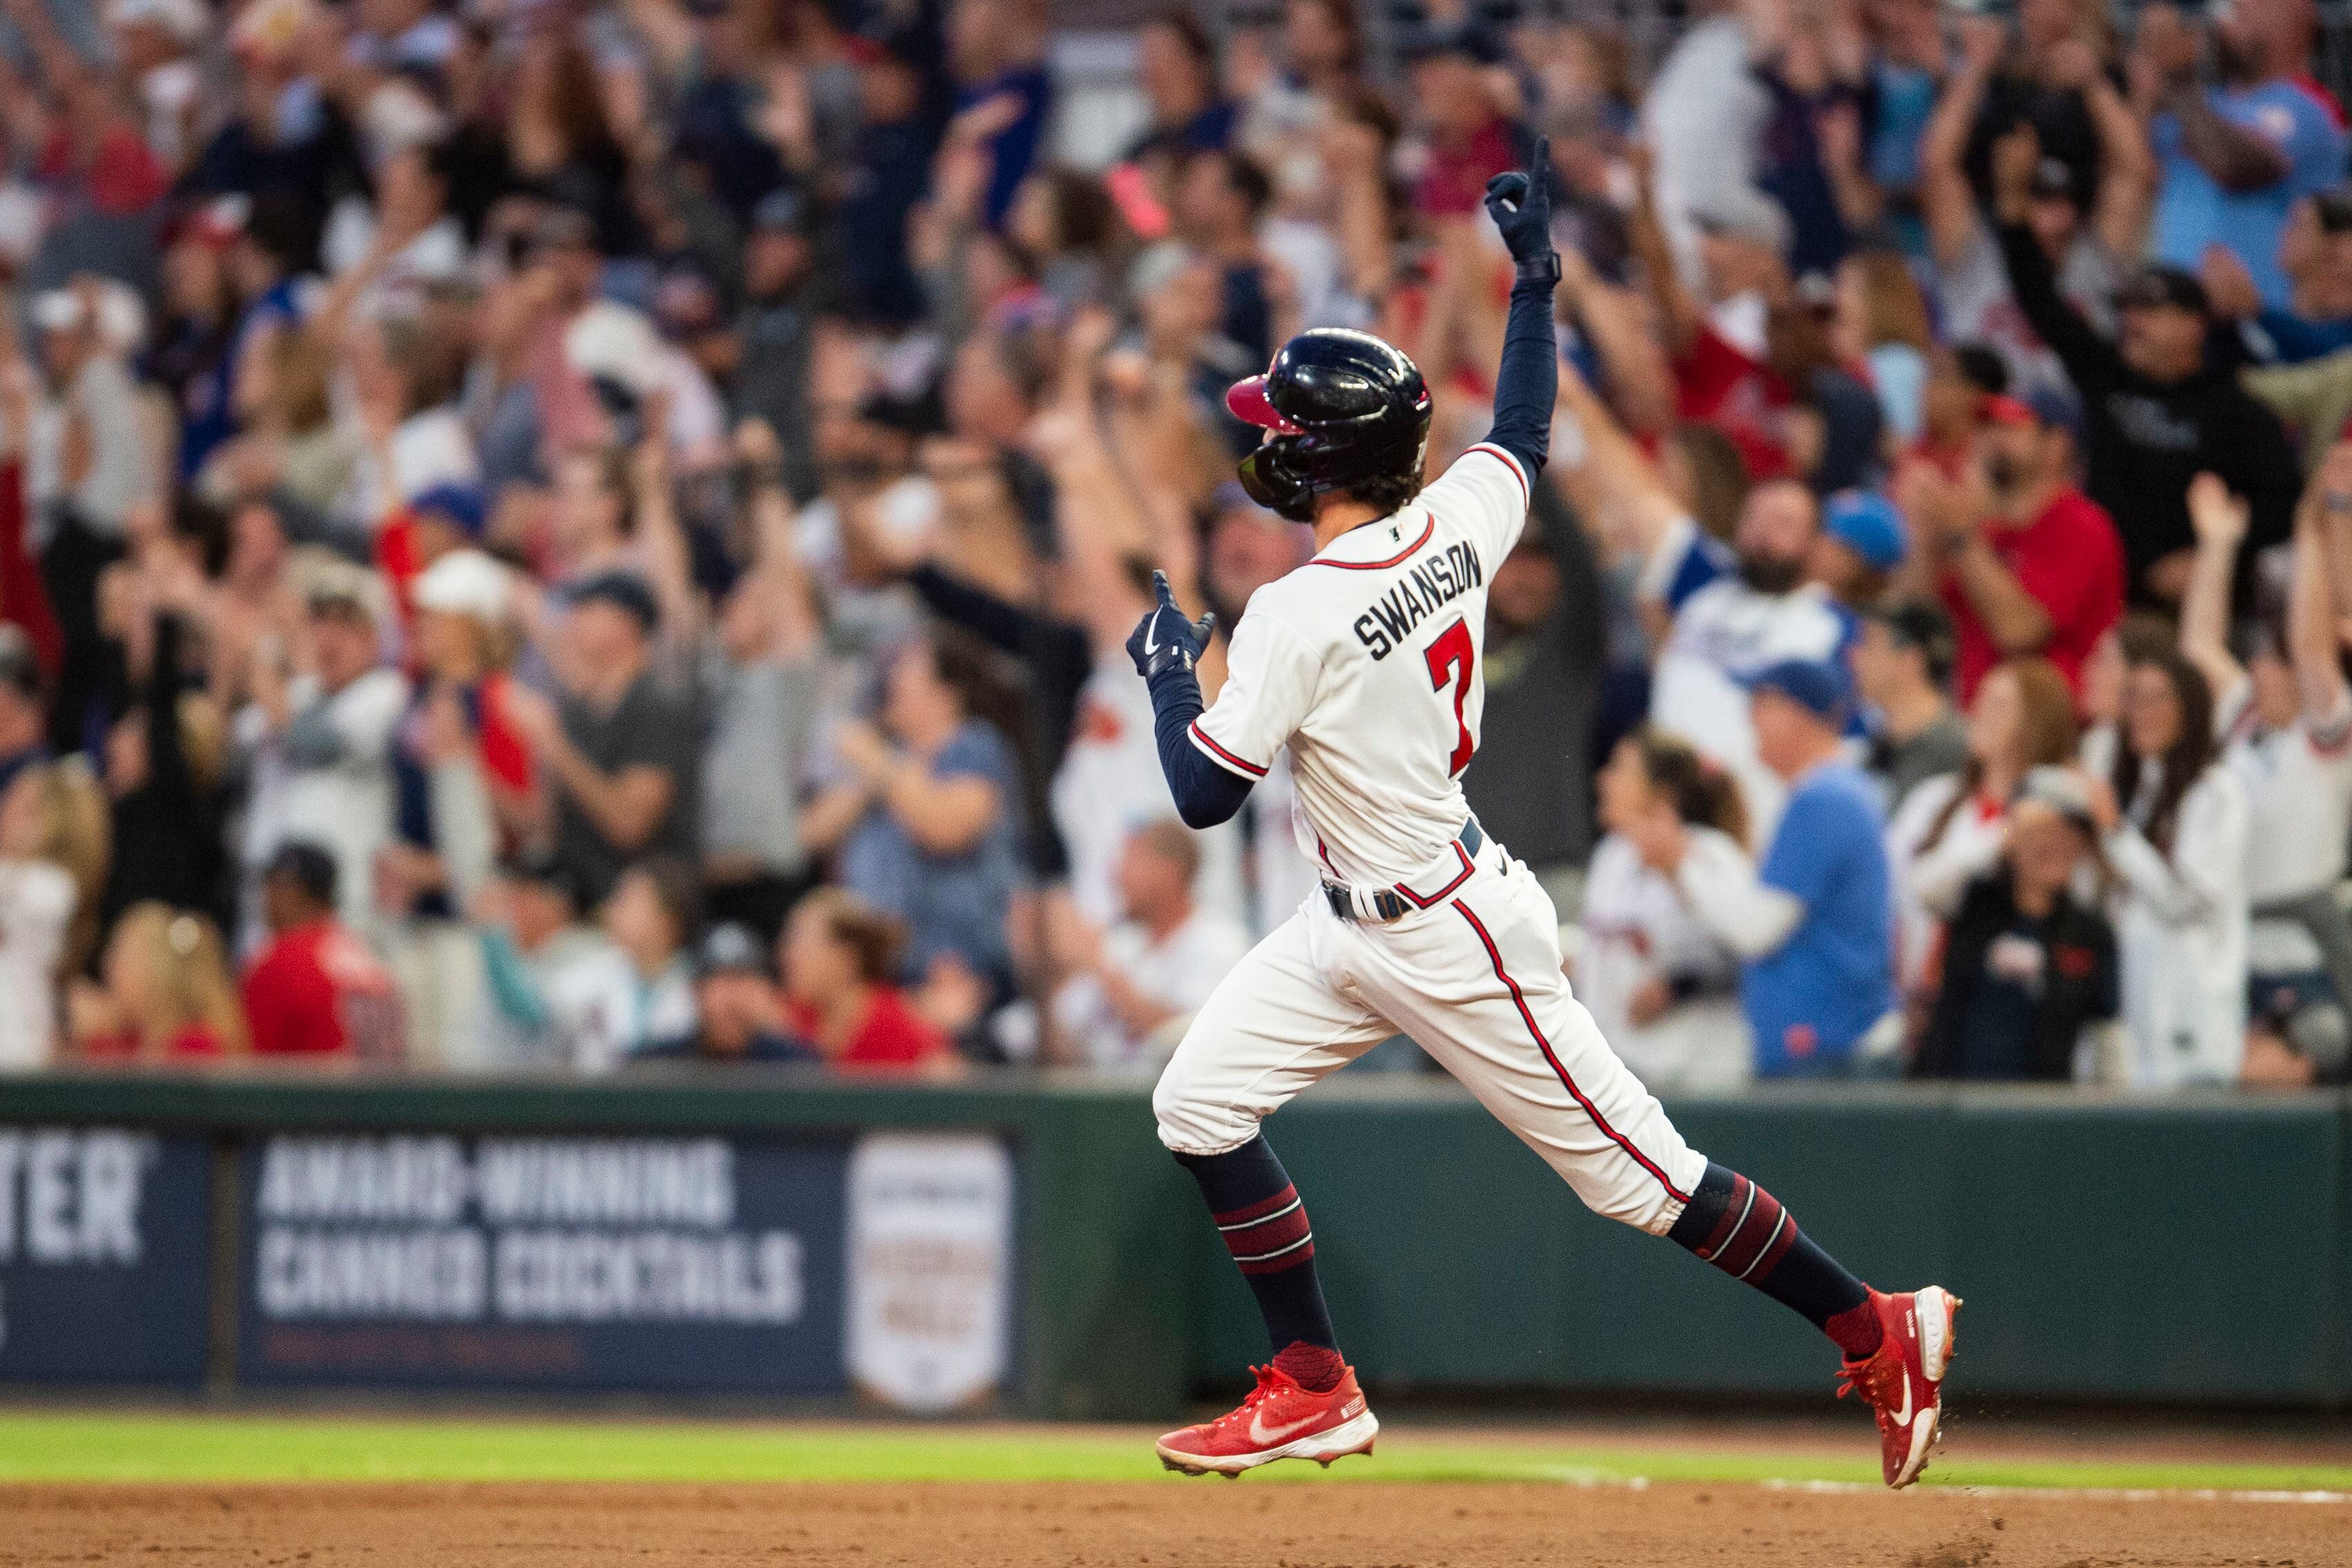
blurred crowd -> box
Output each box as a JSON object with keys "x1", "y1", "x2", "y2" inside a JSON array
[{"x1": 0, "y1": 0, "x2": 2347, "y2": 1090}]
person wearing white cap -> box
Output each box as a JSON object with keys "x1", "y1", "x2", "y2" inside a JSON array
[
  {"x1": 30, "y1": 278, "x2": 157, "y2": 544},
  {"x1": 109, "y1": 0, "x2": 208, "y2": 169},
  {"x1": 379, "y1": 548, "x2": 522, "y2": 1068},
  {"x1": 27, "y1": 277, "x2": 162, "y2": 767}
]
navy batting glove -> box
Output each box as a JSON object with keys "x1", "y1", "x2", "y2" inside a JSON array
[
  {"x1": 1484, "y1": 136, "x2": 1556, "y2": 269},
  {"x1": 1127, "y1": 571, "x2": 1216, "y2": 681}
]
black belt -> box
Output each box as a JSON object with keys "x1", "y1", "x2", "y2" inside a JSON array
[{"x1": 1323, "y1": 818, "x2": 1485, "y2": 924}]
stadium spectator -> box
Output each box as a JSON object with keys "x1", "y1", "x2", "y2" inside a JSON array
[
  {"x1": 241, "y1": 561, "x2": 406, "y2": 941},
  {"x1": 2139, "y1": 0, "x2": 2346, "y2": 311},
  {"x1": 100, "y1": 586, "x2": 226, "y2": 933},
  {"x1": 1049, "y1": 819, "x2": 1249, "y2": 1072},
  {"x1": 1899, "y1": 387, "x2": 2124, "y2": 703},
  {"x1": 1623, "y1": 659, "x2": 1899, "y2": 1079},
  {"x1": 778, "y1": 887, "x2": 951, "y2": 1074},
  {"x1": 0, "y1": 759, "x2": 88, "y2": 1068},
  {"x1": 2177, "y1": 457, "x2": 2352, "y2": 1086},
  {"x1": 1460, "y1": 485, "x2": 1604, "y2": 876},
  {"x1": 1850, "y1": 599, "x2": 1968, "y2": 813},
  {"x1": 727, "y1": 191, "x2": 824, "y2": 502},
  {"x1": 0, "y1": 626, "x2": 50, "y2": 791},
  {"x1": 2203, "y1": 187, "x2": 2352, "y2": 365},
  {"x1": 2087, "y1": 645, "x2": 2250, "y2": 1086},
  {"x1": 1402, "y1": 23, "x2": 1519, "y2": 229},
  {"x1": 1832, "y1": 248, "x2": 1936, "y2": 444},
  {"x1": 1640, "y1": 0, "x2": 1791, "y2": 287},
  {"x1": 1914, "y1": 766, "x2": 2119, "y2": 1079},
  {"x1": 1993, "y1": 122, "x2": 2302, "y2": 606},
  {"x1": 241, "y1": 842, "x2": 402, "y2": 1059},
  {"x1": 1124, "y1": 10, "x2": 1239, "y2": 169},
  {"x1": 1579, "y1": 728, "x2": 1753, "y2": 1093},
  {"x1": 639, "y1": 923, "x2": 813, "y2": 1065},
  {"x1": 1917, "y1": 12, "x2": 2143, "y2": 399},
  {"x1": 698, "y1": 423, "x2": 823, "y2": 941},
  {"x1": 474, "y1": 852, "x2": 639, "y2": 1073},
  {"x1": 35, "y1": 279, "x2": 161, "y2": 753},
  {"x1": 601, "y1": 856, "x2": 700, "y2": 1058},
  {"x1": 802, "y1": 631, "x2": 1022, "y2": 1010},
  {"x1": 504, "y1": 571, "x2": 696, "y2": 909},
  {"x1": 1810, "y1": 489, "x2": 1908, "y2": 613},
  {"x1": 1624, "y1": 164, "x2": 1883, "y2": 492},
  {"x1": 1886, "y1": 657, "x2": 2081, "y2": 1001},
  {"x1": 1556, "y1": 363, "x2": 1848, "y2": 830},
  {"x1": 70, "y1": 902, "x2": 243, "y2": 1060}
]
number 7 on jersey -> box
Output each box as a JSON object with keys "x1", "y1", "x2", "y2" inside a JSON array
[{"x1": 1425, "y1": 617, "x2": 1474, "y2": 775}]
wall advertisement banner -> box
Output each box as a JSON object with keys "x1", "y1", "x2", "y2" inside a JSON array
[
  {"x1": 0, "y1": 1126, "x2": 211, "y2": 1384},
  {"x1": 235, "y1": 1133, "x2": 847, "y2": 1392}
]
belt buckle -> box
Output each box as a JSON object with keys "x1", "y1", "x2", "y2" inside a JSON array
[{"x1": 1324, "y1": 882, "x2": 1354, "y2": 922}]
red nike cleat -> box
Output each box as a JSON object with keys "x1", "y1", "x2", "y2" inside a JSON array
[
  {"x1": 1156, "y1": 1363, "x2": 1379, "y2": 1477},
  {"x1": 1838, "y1": 1286, "x2": 1961, "y2": 1489}
]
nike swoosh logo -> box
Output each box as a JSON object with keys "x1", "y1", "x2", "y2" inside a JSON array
[
  {"x1": 1891, "y1": 1378, "x2": 1913, "y2": 1428},
  {"x1": 1248, "y1": 1409, "x2": 1323, "y2": 1446},
  {"x1": 1143, "y1": 617, "x2": 1160, "y2": 657}
]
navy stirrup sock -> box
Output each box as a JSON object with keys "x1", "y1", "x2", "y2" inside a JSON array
[
  {"x1": 1176, "y1": 1135, "x2": 1344, "y2": 1388},
  {"x1": 1668, "y1": 1162, "x2": 1882, "y2": 1359}
]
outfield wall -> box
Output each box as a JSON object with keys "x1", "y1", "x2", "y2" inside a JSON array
[{"x1": 0, "y1": 1070, "x2": 2340, "y2": 1412}]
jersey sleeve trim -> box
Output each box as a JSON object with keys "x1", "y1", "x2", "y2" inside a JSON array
[
  {"x1": 1189, "y1": 721, "x2": 1270, "y2": 778},
  {"x1": 1463, "y1": 442, "x2": 1530, "y2": 507}
]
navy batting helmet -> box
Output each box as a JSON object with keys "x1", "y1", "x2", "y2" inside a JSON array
[{"x1": 1226, "y1": 329, "x2": 1432, "y2": 523}]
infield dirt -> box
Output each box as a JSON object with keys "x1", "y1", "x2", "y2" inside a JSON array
[{"x1": 6, "y1": 1478, "x2": 2347, "y2": 1567}]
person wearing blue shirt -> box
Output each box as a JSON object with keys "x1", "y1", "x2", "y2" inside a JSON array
[
  {"x1": 948, "y1": 2, "x2": 1053, "y2": 231},
  {"x1": 1620, "y1": 659, "x2": 1899, "y2": 1077},
  {"x1": 803, "y1": 634, "x2": 1024, "y2": 1007},
  {"x1": 2207, "y1": 188, "x2": 2352, "y2": 365},
  {"x1": 2145, "y1": 1, "x2": 2346, "y2": 311}
]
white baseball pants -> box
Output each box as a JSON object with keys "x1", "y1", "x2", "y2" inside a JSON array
[{"x1": 1154, "y1": 839, "x2": 1710, "y2": 1235}]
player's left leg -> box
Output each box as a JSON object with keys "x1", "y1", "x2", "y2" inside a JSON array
[
  {"x1": 1150, "y1": 907, "x2": 1395, "y2": 1475},
  {"x1": 1350, "y1": 858, "x2": 1958, "y2": 1488}
]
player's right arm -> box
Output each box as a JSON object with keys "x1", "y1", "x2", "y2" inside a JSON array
[
  {"x1": 1415, "y1": 144, "x2": 1564, "y2": 567},
  {"x1": 1480, "y1": 142, "x2": 1561, "y2": 484},
  {"x1": 1129, "y1": 574, "x2": 1318, "y2": 830}
]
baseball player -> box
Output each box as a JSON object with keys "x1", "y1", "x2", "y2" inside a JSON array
[{"x1": 1129, "y1": 143, "x2": 1959, "y2": 1489}]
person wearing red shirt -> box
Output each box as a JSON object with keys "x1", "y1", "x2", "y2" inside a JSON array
[
  {"x1": 241, "y1": 843, "x2": 403, "y2": 1058},
  {"x1": 71, "y1": 903, "x2": 244, "y2": 1061},
  {"x1": 1909, "y1": 388, "x2": 2125, "y2": 705},
  {"x1": 778, "y1": 889, "x2": 949, "y2": 1073},
  {"x1": 406, "y1": 548, "x2": 534, "y2": 797},
  {"x1": 1404, "y1": 24, "x2": 1520, "y2": 221},
  {"x1": 1673, "y1": 314, "x2": 1799, "y2": 481}
]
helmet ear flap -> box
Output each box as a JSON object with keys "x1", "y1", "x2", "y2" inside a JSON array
[{"x1": 1239, "y1": 442, "x2": 1317, "y2": 523}]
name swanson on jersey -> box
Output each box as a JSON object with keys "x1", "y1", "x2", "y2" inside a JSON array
[{"x1": 1349, "y1": 540, "x2": 1485, "y2": 661}]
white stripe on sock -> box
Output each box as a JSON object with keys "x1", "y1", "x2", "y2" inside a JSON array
[
  {"x1": 1234, "y1": 1233, "x2": 1314, "y2": 1265},
  {"x1": 1734, "y1": 1211, "x2": 1789, "y2": 1281},
  {"x1": 1219, "y1": 1196, "x2": 1301, "y2": 1233}
]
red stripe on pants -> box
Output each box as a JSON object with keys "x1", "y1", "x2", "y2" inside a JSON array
[{"x1": 1449, "y1": 899, "x2": 1692, "y2": 1205}]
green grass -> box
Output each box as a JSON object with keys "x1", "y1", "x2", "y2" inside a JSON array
[{"x1": 0, "y1": 1412, "x2": 2347, "y2": 1494}]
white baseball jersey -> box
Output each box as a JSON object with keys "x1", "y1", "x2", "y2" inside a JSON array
[
  {"x1": 1187, "y1": 443, "x2": 1532, "y2": 887},
  {"x1": 1158, "y1": 440, "x2": 1711, "y2": 1235}
]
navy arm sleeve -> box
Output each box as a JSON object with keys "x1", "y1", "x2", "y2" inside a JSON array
[
  {"x1": 1483, "y1": 268, "x2": 1561, "y2": 480},
  {"x1": 1146, "y1": 660, "x2": 1252, "y2": 829}
]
